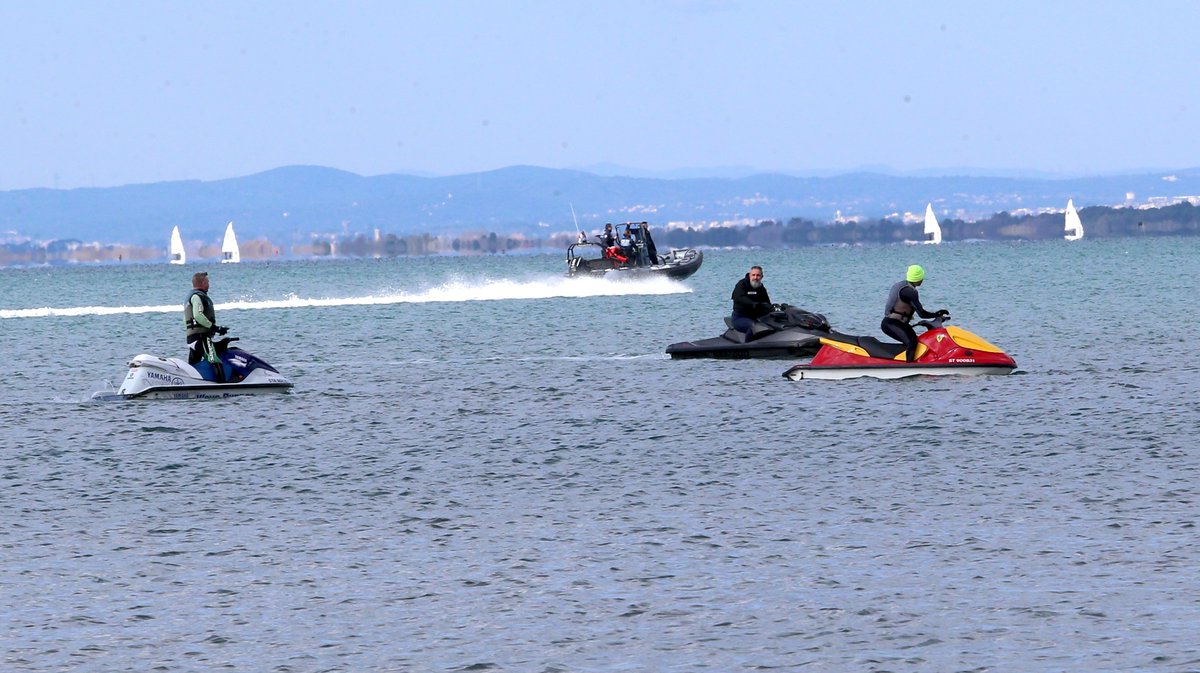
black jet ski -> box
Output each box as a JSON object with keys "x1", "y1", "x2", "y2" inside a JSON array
[
  {"x1": 566, "y1": 221, "x2": 703, "y2": 280},
  {"x1": 666, "y1": 305, "x2": 841, "y2": 359}
]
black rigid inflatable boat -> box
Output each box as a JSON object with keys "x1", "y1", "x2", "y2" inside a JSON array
[{"x1": 566, "y1": 221, "x2": 703, "y2": 280}]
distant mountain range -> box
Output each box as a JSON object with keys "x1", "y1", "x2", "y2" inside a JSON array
[{"x1": 2, "y1": 165, "x2": 1198, "y2": 247}]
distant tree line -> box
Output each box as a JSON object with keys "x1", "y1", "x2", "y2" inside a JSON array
[{"x1": 653, "y1": 201, "x2": 1200, "y2": 248}]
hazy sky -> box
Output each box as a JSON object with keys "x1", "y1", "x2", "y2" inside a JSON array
[{"x1": 2, "y1": 1, "x2": 1198, "y2": 190}]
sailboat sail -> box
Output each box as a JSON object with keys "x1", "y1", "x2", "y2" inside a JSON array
[
  {"x1": 1064, "y1": 199, "x2": 1084, "y2": 241},
  {"x1": 169, "y1": 226, "x2": 186, "y2": 265},
  {"x1": 923, "y1": 203, "x2": 942, "y2": 244},
  {"x1": 221, "y1": 221, "x2": 241, "y2": 263}
]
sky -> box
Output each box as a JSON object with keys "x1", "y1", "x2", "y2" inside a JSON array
[{"x1": 2, "y1": 0, "x2": 1199, "y2": 191}]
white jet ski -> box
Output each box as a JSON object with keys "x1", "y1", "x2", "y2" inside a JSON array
[{"x1": 94, "y1": 336, "x2": 293, "y2": 400}]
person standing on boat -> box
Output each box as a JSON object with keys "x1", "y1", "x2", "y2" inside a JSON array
[
  {"x1": 618, "y1": 223, "x2": 641, "y2": 265},
  {"x1": 599, "y1": 223, "x2": 616, "y2": 248},
  {"x1": 184, "y1": 271, "x2": 227, "y2": 367},
  {"x1": 730, "y1": 266, "x2": 773, "y2": 335},
  {"x1": 642, "y1": 222, "x2": 660, "y2": 265},
  {"x1": 881, "y1": 265, "x2": 949, "y2": 362}
]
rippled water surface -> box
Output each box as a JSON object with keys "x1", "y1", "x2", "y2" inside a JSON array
[{"x1": 3, "y1": 238, "x2": 1200, "y2": 672}]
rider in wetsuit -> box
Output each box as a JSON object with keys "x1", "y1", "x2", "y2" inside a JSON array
[
  {"x1": 730, "y1": 266, "x2": 774, "y2": 335},
  {"x1": 881, "y1": 265, "x2": 949, "y2": 362},
  {"x1": 185, "y1": 271, "x2": 229, "y2": 379}
]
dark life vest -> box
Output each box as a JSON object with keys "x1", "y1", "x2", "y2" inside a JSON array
[{"x1": 184, "y1": 289, "x2": 216, "y2": 337}]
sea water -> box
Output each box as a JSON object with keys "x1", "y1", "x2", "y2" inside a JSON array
[{"x1": 2, "y1": 237, "x2": 1199, "y2": 672}]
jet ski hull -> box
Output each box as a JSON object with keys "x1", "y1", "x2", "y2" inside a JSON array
[
  {"x1": 784, "y1": 362, "x2": 1015, "y2": 381},
  {"x1": 782, "y1": 323, "x2": 1016, "y2": 381},
  {"x1": 95, "y1": 349, "x2": 294, "y2": 400},
  {"x1": 666, "y1": 329, "x2": 827, "y2": 359}
]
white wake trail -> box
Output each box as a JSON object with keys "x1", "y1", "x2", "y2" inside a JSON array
[{"x1": 1, "y1": 275, "x2": 691, "y2": 319}]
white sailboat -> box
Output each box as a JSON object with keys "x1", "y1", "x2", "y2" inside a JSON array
[
  {"x1": 1064, "y1": 199, "x2": 1084, "y2": 241},
  {"x1": 923, "y1": 203, "x2": 942, "y2": 244},
  {"x1": 169, "y1": 226, "x2": 186, "y2": 265},
  {"x1": 221, "y1": 221, "x2": 241, "y2": 263}
]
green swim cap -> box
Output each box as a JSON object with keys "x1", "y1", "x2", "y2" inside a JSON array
[{"x1": 906, "y1": 265, "x2": 925, "y2": 283}]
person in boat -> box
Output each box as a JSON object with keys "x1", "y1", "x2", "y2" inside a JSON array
[
  {"x1": 599, "y1": 223, "x2": 616, "y2": 248},
  {"x1": 730, "y1": 265, "x2": 774, "y2": 335},
  {"x1": 184, "y1": 271, "x2": 228, "y2": 372},
  {"x1": 642, "y1": 222, "x2": 660, "y2": 265},
  {"x1": 624, "y1": 224, "x2": 652, "y2": 266},
  {"x1": 881, "y1": 264, "x2": 949, "y2": 362},
  {"x1": 598, "y1": 223, "x2": 628, "y2": 265}
]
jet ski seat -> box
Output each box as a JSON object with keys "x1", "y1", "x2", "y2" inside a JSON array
[
  {"x1": 823, "y1": 332, "x2": 908, "y2": 360},
  {"x1": 854, "y1": 336, "x2": 908, "y2": 360},
  {"x1": 722, "y1": 317, "x2": 775, "y2": 343}
]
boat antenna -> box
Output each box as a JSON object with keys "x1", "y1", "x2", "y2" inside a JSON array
[{"x1": 570, "y1": 202, "x2": 586, "y2": 242}]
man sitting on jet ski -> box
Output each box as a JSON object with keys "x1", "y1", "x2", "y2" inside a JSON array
[
  {"x1": 184, "y1": 271, "x2": 230, "y2": 380},
  {"x1": 730, "y1": 265, "x2": 774, "y2": 335},
  {"x1": 881, "y1": 264, "x2": 950, "y2": 362}
]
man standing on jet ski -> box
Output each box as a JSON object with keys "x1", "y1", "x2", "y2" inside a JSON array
[
  {"x1": 730, "y1": 265, "x2": 774, "y2": 335},
  {"x1": 185, "y1": 271, "x2": 228, "y2": 367},
  {"x1": 881, "y1": 264, "x2": 949, "y2": 362}
]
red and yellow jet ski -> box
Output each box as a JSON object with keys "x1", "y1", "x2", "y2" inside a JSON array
[{"x1": 782, "y1": 316, "x2": 1016, "y2": 381}]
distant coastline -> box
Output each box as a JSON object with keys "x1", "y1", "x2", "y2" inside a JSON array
[
  {"x1": 3, "y1": 201, "x2": 1196, "y2": 267},
  {"x1": 4, "y1": 164, "x2": 1200, "y2": 267}
]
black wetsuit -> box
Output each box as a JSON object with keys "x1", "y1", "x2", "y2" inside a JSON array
[
  {"x1": 730, "y1": 275, "x2": 773, "y2": 334},
  {"x1": 880, "y1": 280, "x2": 941, "y2": 362}
]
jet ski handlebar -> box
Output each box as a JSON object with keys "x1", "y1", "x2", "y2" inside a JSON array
[{"x1": 916, "y1": 313, "x2": 952, "y2": 330}]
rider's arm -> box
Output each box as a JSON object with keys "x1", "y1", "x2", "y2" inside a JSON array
[
  {"x1": 190, "y1": 294, "x2": 213, "y2": 329},
  {"x1": 902, "y1": 286, "x2": 939, "y2": 319}
]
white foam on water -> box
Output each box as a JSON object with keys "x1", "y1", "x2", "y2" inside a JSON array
[{"x1": 1, "y1": 274, "x2": 692, "y2": 319}]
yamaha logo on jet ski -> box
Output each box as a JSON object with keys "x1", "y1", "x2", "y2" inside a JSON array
[{"x1": 146, "y1": 370, "x2": 185, "y2": 386}]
